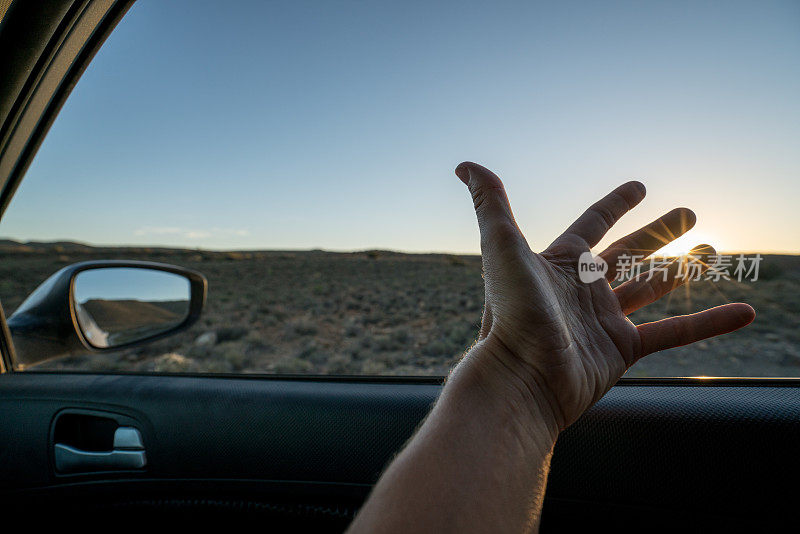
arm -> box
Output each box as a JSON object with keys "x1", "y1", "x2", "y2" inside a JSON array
[
  {"x1": 347, "y1": 340, "x2": 558, "y2": 533},
  {"x1": 348, "y1": 162, "x2": 755, "y2": 534}
]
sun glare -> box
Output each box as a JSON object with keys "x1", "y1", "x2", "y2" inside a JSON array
[{"x1": 655, "y1": 231, "x2": 726, "y2": 257}]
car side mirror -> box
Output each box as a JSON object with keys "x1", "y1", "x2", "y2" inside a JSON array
[{"x1": 6, "y1": 261, "x2": 207, "y2": 368}]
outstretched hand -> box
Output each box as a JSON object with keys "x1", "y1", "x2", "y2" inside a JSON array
[
  {"x1": 348, "y1": 163, "x2": 756, "y2": 534},
  {"x1": 455, "y1": 161, "x2": 755, "y2": 433}
]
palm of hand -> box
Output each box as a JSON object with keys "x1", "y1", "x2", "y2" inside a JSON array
[{"x1": 458, "y1": 162, "x2": 754, "y2": 430}]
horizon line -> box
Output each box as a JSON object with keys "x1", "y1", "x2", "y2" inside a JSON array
[{"x1": 1, "y1": 236, "x2": 798, "y2": 257}]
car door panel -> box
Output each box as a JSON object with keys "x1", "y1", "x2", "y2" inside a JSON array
[{"x1": 1, "y1": 373, "x2": 798, "y2": 528}]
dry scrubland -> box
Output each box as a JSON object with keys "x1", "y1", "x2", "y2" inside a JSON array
[{"x1": 1, "y1": 240, "x2": 798, "y2": 377}]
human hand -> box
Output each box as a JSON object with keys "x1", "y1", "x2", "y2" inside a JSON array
[{"x1": 456, "y1": 162, "x2": 755, "y2": 435}]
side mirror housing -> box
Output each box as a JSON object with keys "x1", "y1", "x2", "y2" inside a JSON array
[{"x1": 6, "y1": 260, "x2": 206, "y2": 368}]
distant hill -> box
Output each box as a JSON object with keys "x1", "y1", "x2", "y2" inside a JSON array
[
  {"x1": 0, "y1": 238, "x2": 188, "y2": 255},
  {"x1": 0, "y1": 238, "x2": 463, "y2": 259},
  {"x1": 82, "y1": 299, "x2": 186, "y2": 332},
  {"x1": 0, "y1": 239, "x2": 95, "y2": 254}
]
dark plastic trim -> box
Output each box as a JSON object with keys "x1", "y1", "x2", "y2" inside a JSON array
[
  {"x1": 16, "y1": 369, "x2": 800, "y2": 386},
  {"x1": 0, "y1": 299, "x2": 12, "y2": 372}
]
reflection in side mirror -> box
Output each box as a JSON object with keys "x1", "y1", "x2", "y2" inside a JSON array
[{"x1": 73, "y1": 268, "x2": 191, "y2": 349}]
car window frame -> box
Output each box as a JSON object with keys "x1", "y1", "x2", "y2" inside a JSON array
[{"x1": 0, "y1": 0, "x2": 134, "y2": 372}]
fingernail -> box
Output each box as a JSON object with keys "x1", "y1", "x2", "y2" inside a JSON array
[{"x1": 455, "y1": 162, "x2": 472, "y2": 185}]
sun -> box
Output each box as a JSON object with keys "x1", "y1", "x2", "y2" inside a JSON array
[{"x1": 655, "y1": 230, "x2": 726, "y2": 257}]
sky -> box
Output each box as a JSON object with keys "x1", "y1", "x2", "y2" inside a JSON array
[
  {"x1": 73, "y1": 268, "x2": 190, "y2": 303},
  {"x1": 1, "y1": 0, "x2": 798, "y2": 254}
]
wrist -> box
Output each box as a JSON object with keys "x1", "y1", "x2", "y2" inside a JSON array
[{"x1": 448, "y1": 335, "x2": 561, "y2": 448}]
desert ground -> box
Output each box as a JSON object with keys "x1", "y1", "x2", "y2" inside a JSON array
[{"x1": 1, "y1": 239, "x2": 798, "y2": 377}]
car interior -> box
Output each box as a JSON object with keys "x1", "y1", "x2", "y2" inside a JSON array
[{"x1": 0, "y1": 0, "x2": 797, "y2": 530}]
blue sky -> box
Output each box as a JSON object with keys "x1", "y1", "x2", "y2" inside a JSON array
[
  {"x1": 73, "y1": 268, "x2": 190, "y2": 303},
  {"x1": 2, "y1": 0, "x2": 798, "y2": 253}
]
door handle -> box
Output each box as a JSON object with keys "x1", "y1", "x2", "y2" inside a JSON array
[{"x1": 54, "y1": 426, "x2": 146, "y2": 473}]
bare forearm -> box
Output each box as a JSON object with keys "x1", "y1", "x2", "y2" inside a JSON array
[{"x1": 347, "y1": 339, "x2": 559, "y2": 534}]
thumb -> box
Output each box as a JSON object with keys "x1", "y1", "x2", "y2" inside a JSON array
[{"x1": 455, "y1": 162, "x2": 522, "y2": 253}]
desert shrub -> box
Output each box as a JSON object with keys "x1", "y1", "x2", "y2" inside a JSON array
[
  {"x1": 216, "y1": 326, "x2": 249, "y2": 343},
  {"x1": 81, "y1": 354, "x2": 126, "y2": 372},
  {"x1": 392, "y1": 364, "x2": 430, "y2": 375},
  {"x1": 260, "y1": 304, "x2": 288, "y2": 321},
  {"x1": 198, "y1": 358, "x2": 234, "y2": 373},
  {"x1": 244, "y1": 331, "x2": 271, "y2": 350},
  {"x1": 215, "y1": 341, "x2": 249, "y2": 370},
  {"x1": 345, "y1": 300, "x2": 362, "y2": 311},
  {"x1": 367, "y1": 351, "x2": 404, "y2": 368},
  {"x1": 259, "y1": 315, "x2": 279, "y2": 327},
  {"x1": 445, "y1": 254, "x2": 467, "y2": 266},
  {"x1": 362, "y1": 312, "x2": 383, "y2": 326},
  {"x1": 423, "y1": 337, "x2": 458, "y2": 358},
  {"x1": 374, "y1": 335, "x2": 400, "y2": 352},
  {"x1": 344, "y1": 319, "x2": 363, "y2": 337},
  {"x1": 224, "y1": 251, "x2": 250, "y2": 261},
  {"x1": 359, "y1": 336, "x2": 373, "y2": 349},
  {"x1": 361, "y1": 360, "x2": 387, "y2": 375},
  {"x1": 311, "y1": 283, "x2": 329, "y2": 296},
  {"x1": 447, "y1": 320, "x2": 477, "y2": 349},
  {"x1": 284, "y1": 317, "x2": 318, "y2": 337},
  {"x1": 296, "y1": 343, "x2": 329, "y2": 365},
  {"x1": 326, "y1": 354, "x2": 353, "y2": 374},
  {"x1": 391, "y1": 327, "x2": 412, "y2": 345},
  {"x1": 757, "y1": 262, "x2": 784, "y2": 281},
  {"x1": 185, "y1": 340, "x2": 216, "y2": 358},
  {"x1": 273, "y1": 357, "x2": 313, "y2": 374},
  {"x1": 151, "y1": 353, "x2": 195, "y2": 373},
  {"x1": 348, "y1": 346, "x2": 365, "y2": 360}
]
